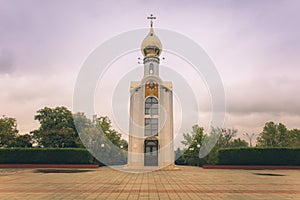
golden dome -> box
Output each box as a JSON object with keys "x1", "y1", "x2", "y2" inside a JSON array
[{"x1": 141, "y1": 26, "x2": 162, "y2": 58}]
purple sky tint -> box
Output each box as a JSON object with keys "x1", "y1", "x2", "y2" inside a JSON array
[{"x1": 1, "y1": 0, "x2": 300, "y2": 142}]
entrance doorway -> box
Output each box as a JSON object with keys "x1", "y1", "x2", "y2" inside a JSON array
[{"x1": 144, "y1": 140, "x2": 158, "y2": 166}]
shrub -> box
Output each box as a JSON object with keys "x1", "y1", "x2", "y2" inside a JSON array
[
  {"x1": 217, "y1": 147, "x2": 300, "y2": 165},
  {"x1": 0, "y1": 148, "x2": 94, "y2": 164}
]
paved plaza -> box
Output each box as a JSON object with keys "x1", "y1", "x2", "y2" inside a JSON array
[{"x1": 0, "y1": 166, "x2": 299, "y2": 199}]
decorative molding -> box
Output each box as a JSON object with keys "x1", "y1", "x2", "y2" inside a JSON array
[
  {"x1": 144, "y1": 136, "x2": 159, "y2": 140},
  {"x1": 143, "y1": 57, "x2": 160, "y2": 64}
]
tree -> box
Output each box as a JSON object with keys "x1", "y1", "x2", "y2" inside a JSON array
[
  {"x1": 207, "y1": 127, "x2": 248, "y2": 164},
  {"x1": 0, "y1": 116, "x2": 18, "y2": 147},
  {"x1": 182, "y1": 125, "x2": 205, "y2": 147},
  {"x1": 73, "y1": 114, "x2": 128, "y2": 165},
  {"x1": 36, "y1": 128, "x2": 77, "y2": 148},
  {"x1": 94, "y1": 116, "x2": 125, "y2": 148},
  {"x1": 12, "y1": 134, "x2": 33, "y2": 147},
  {"x1": 228, "y1": 138, "x2": 248, "y2": 148},
  {"x1": 120, "y1": 139, "x2": 128, "y2": 151},
  {"x1": 72, "y1": 112, "x2": 93, "y2": 147},
  {"x1": 79, "y1": 115, "x2": 127, "y2": 165},
  {"x1": 32, "y1": 106, "x2": 82, "y2": 148},
  {"x1": 256, "y1": 122, "x2": 289, "y2": 147},
  {"x1": 34, "y1": 106, "x2": 76, "y2": 131},
  {"x1": 288, "y1": 129, "x2": 300, "y2": 147},
  {"x1": 215, "y1": 127, "x2": 238, "y2": 147},
  {"x1": 181, "y1": 125, "x2": 206, "y2": 166},
  {"x1": 180, "y1": 125, "x2": 248, "y2": 166},
  {"x1": 73, "y1": 112, "x2": 92, "y2": 133},
  {"x1": 0, "y1": 116, "x2": 32, "y2": 147},
  {"x1": 73, "y1": 114, "x2": 128, "y2": 150}
]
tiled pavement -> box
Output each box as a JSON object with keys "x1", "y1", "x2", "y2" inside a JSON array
[{"x1": 0, "y1": 166, "x2": 299, "y2": 199}]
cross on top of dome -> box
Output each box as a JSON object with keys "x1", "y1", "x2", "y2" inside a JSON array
[
  {"x1": 141, "y1": 14, "x2": 162, "y2": 58},
  {"x1": 147, "y1": 14, "x2": 156, "y2": 28}
]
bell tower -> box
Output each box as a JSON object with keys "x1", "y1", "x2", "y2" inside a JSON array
[{"x1": 127, "y1": 15, "x2": 174, "y2": 169}]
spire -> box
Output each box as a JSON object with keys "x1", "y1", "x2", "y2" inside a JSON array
[
  {"x1": 147, "y1": 14, "x2": 156, "y2": 36},
  {"x1": 141, "y1": 14, "x2": 162, "y2": 58}
]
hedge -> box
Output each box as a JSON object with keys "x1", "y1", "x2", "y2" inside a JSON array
[
  {"x1": 0, "y1": 148, "x2": 94, "y2": 164},
  {"x1": 217, "y1": 147, "x2": 300, "y2": 165}
]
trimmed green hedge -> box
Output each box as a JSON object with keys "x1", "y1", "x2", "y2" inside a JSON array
[
  {"x1": 217, "y1": 147, "x2": 300, "y2": 165},
  {"x1": 0, "y1": 148, "x2": 94, "y2": 164}
]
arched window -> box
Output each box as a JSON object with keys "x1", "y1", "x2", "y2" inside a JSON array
[{"x1": 145, "y1": 97, "x2": 158, "y2": 115}]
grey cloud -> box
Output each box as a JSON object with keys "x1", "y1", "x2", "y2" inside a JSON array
[
  {"x1": 0, "y1": 50, "x2": 15, "y2": 74},
  {"x1": 226, "y1": 76, "x2": 300, "y2": 115},
  {"x1": 1, "y1": 0, "x2": 300, "y2": 135}
]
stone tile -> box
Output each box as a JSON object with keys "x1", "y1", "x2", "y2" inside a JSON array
[{"x1": 0, "y1": 166, "x2": 299, "y2": 199}]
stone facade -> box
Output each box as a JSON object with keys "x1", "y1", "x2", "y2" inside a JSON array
[{"x1": 127, "y1": 20, "x2": 174, "y2": 168}]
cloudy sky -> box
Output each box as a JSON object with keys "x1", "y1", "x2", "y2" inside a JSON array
[{"x1": 1, "y1": 0, "x2": 300, "y2": 143}]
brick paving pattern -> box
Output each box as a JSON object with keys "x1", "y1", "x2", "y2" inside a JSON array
[{"x1": 0, "y1": 166, "x2": 299, "y2": 199}]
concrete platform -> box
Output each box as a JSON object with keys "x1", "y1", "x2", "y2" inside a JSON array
[{"x1": 0, "y1": 166, "x2": 299, "y2": 199}]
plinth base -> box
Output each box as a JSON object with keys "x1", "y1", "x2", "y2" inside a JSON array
[
  {"x1": 159, "y1": 164, "x2": 181, "y2": 171},
  {"x1": 122, "y1": 163, "x2": 180, "y2": 172}
]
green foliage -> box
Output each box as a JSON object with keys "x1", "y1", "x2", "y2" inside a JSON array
[
  {"x1": 0, "y1": 116, "x2": 18, "y2": 147},
  {"x1": 95, "y1": 116, "x2": 123, "y2": 147},
  {"x1": 34, "y1": 106, "x2": 75, "y2": 131},
  {"x1": 73, "y1": 112, "x2": 92, "y2": 133},
  {"x1": 180, "y1": 125, "x2": 206, "y2": 166},
  {"x1": 120, "y1": 139, "x2": 128, "y2": 151},
  {"x1": 203, "y1": 127, "x2": 248, "y2": 165},
  {"x1": 0, "y1": 116, "x2": 33, "y2": 147},
  {"x1": 215, "y1": 127, "x2": 238, "y2": 147},
  {"x1": 257, "y1": 122, "x2": 289, "y2": 147},
  {"x1": 37, "y1": 128, "x2": 77, "y2": 148},
  {"x1": 257, "y1": 122, "x2": 300, "y2": 147},
  {"x1": 79, "y1": 125, "x2": 127, "y2": 165},
  {"x1": 181, "y1": 131, "x2": 193, "y2": 147},
  {"x1": 228, "y1": 138, "x2": 249, "y2": 148},
  {"x1": 180, "y1": 125, "x2": 248, "y2": 166},
  {"x1": 12, "y1": 134, "x2": 33, "y2": 147},
  {"x1": 32, "y1": 107, "x2": 83, "y2": 148},
  {"x1": 74, "y1": 114, "x2": 128, "y2": 165},
  {"x1": 289, "y1": 129, "x2": 300, "y2": 147},
  {"x1": 0, "y1": 148, "x2": 94, "y2": 164},
  {"x1": 217, "y1": 147, "x2": 300, "y2": 165}
]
